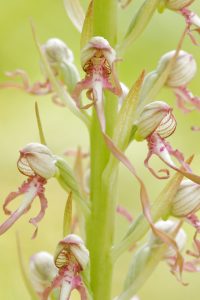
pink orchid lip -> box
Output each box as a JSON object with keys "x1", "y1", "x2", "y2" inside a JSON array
[
  {"x1": 42, "y1": 246, "x2": 88, "y2": 300},
  {"x1": 174, "y1": 86, "x2": 200, "y2": 113},
  {"x1": 0, "y1": 176, "x2": 47, "y2": 238},
  {"x1": 180, "y1": 8, "x2": 200, "y2": 45},
  {"x1": 145, "y1": 133, "x2": 191, "y2": 179},
  {"x1": 0, "y1": 69, "x2": 52, "y2": 95}
]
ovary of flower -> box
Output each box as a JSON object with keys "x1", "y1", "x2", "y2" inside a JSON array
[{"x1": 72, "y1": 36, "x2": 122, "y2": 109}]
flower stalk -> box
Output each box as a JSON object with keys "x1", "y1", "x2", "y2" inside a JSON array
[{"x1": 86, "y1": 0, "x2": 119, "y2": 299}]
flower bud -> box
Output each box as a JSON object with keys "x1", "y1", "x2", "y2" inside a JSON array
[
  {"x1": 166, "y1": 0, "x2": 195, "y2": 10},
  {"x1": 17, "y1": 143, "x2": 58, "y2": 179},
  {"x1": 171, "y1": 179, "x2": 200, "y2": 217},
  {"x1": 42, "y1": 38, "x2": 80, "y2": 93},
  {"x1": 134, "y1": 101, "x2": 176, "y2": 141},
  {"x1": 81, "y1": 36, "x2": 116, "y2": 70},
  {"x1": 29, "y1": 251, "x2": 58, "y2": 293},
  {"x1": 148, "y1": 220, "x2": 187, "y2": 257},
  {"x1": 54, "y1": 234, "x2": 89, "y2": 271},
  {"x1": 42, "y1": 38, "x2": 74, "y2": 65},
  {"x1": 157, "y1": 50, "x2": 197, "y2": 88}
]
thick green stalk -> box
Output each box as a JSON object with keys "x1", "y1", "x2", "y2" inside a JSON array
[{"x1": 86, "y1": 1, "x2": 118, "y2": 299}]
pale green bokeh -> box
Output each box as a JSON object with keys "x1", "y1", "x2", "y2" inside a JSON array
[{"x1": 0, "y1": 0, "x2": 200, "y2": 299}]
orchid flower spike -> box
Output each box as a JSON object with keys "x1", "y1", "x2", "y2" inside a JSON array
[
  {"x1": 0, "y1": 143, "x2": 58, "y2": 238},
  {"x1": 72, "y1": 36, "x2": 122, "y2": 111},
  {"x1": 157, "y1": 50, "x2": 200, "y2": 113},
  {"x1": 134, "y1": 101, "x2": 190, "y2": 178},
  {"x1": 30, "y1": 251, "x2": 58, "y2": 296},
  {"x1": 171, "y1": 179, "x2": 200, "y2": 257},
  {"x1": 166, "y1": 0, "x2": 200, "y2": 44},
  {"x1": 42, "y1": 234, "x2": 89, "y2": 300}
]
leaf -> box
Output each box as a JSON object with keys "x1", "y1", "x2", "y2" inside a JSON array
[
  {"x1": 16, "y1": 233, "x2": 39, "y2": 300},
  {"x1": 73, "y1": 147, "x2": 85, "y2": 193},
  {"x1": 63, "y1": 191, "x2": 73, "y2": 237},
  {"x1": 63, "y1": 0, "x2": 85, "y2": 32},
  {"x1": 56, "y1": 157, "x2": 90, "y2": 216},
  {"x1": 35, "y1": 102, "x2": 47, "y2": 145},
  {"x1": 80, "y1": 0, "x2": 94, "y2": 49},
  {"x1": 118, "y1": 0, "x2": 160, "y2": 55},
  {"x1": 114, "y1": 71, "x2": 145, "y2": 150},
  {"x1": 119, "y1": 0, "x2": 133, "y2": 9}
]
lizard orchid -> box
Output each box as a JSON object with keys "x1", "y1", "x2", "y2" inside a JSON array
[
  {"x1": 72, "y1": 36, "x2": 122, "y2": 128},
  {"x1": 134, "y1": 101, "x2": 190, "y2": 178},
  {"x1": 150, "y1": 220, "x2": 200, "y2": 280},
  {"x1": 0, "y1": 143, "x2": 58, "y2": 238},
  {"x1": 171, "y1": 179, "x2": 200, "y2": 258},
  {"x1": 157, "y1": 50, "x2": 200, "y2": 113},
  {"x1": 0, "y1": 38, "x2": 79, "y2": 106},
  {"x1": 42, "y1": 234, "x2": 89, "y2": 300},
  {"x1": 30, "y1": 251, "x2": 58, "y2": 297}
]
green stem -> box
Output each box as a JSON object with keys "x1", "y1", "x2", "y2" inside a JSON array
[{"x1": 86, "y1": 1, "x2": 118, "y2": 299}]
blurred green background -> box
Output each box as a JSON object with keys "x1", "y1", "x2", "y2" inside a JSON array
[{"x1": 0, "y1": 0, "x2": 200, "y2": 299}]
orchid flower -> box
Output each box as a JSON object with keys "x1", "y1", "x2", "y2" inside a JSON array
[
  {"x1": 149, "y1": 220, "x2": 200, "y2": 280},
  {"x1": 166, "y1": 0, "x2": 200, "y2": 44},
  {"x1": 42, "y1": 234, "x2": 89, "y2": 300},
  {"x1": 29, "y1": 251, "x2": 58, "y2": 298},
  {"x1": 134, "y1": 101, "x2": 190, "y2": 178},
  {"x1": 0, "y1": 38, "x2": 79, "y2": 107},
  {"x1": 157, "y1": 50, "x2": 200, "y2": 113},
  {"x1": 0, "y1": 143, "x2": 58, "y2": 238},
  {"x1": 72, "y1": 36, "x2": 122, "y2": 129},
  {"x1": 171, "y1": 179, "x2": 200, "y2": 258}
]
